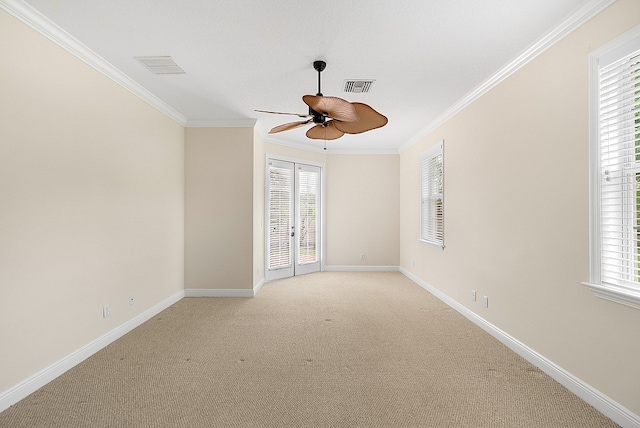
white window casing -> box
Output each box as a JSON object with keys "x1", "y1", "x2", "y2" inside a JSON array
[
  {"x1": 585, "y1": 24, "x2": 640, "y2": 309},
  {"x1": 420, "y1": 140, "x2": 444, "y2": 248}
]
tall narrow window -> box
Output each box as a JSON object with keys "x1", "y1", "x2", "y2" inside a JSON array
[
  {"x1": 585, "y1": 25, "x2": 640, "y2": 309},
  {"x1": 420, "y1": 141, "x2": 444, "y2": 247}
]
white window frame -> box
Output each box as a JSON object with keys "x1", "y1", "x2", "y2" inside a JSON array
[
  {"x1": 584, "y1": 24, "x2": 640, "y2": 309},
  {"x1": 420, "y1": 140, "x2": 444, "y2": 248}
]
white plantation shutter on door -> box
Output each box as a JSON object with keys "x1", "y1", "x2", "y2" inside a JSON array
[
  {"x1": 420, "y1": 141, "x2": 444, "y2": 247},
  {"x1": 268, "y1": 162, "x2": 293, "y2": 270},
  {"x1": 597, "y1": 47, "x2": 640, "y2": 290}
]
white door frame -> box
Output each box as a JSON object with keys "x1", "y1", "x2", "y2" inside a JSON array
[{"x1": 265, "y1": 155, "x2": 324, "y2": 281}]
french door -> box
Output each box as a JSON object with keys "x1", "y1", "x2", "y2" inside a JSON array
[{"x1": 266, "y1": 159, "x2": 321, "y2": 281}]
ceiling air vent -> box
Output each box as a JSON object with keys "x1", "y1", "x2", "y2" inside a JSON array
[
  {"x1": 343, "y1": 79, "x2": 375, "y2": 93},
  {"x1": 135, "y1": 56, "x2": 186, "y2": 74}
]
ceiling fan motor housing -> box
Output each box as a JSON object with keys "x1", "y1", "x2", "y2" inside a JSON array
[{"x1": 311, "y1": 110, "x2": 326, "y2": 124}]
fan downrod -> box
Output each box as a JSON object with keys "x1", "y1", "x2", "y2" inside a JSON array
[
  {"x1": 314, "y1": 60, "x2": 326, "y2": 96},
  {"x1": 311, "y1": 60, "x2": 327, "y2": 121}
]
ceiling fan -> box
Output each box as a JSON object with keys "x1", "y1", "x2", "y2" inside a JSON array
[{"x1": 256, "y1": 60, "x2": 388, "y2": 141}]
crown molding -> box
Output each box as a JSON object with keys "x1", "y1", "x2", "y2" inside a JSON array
[
  {"x1": 324, "y1": 148, "x2": 400, "y2": 155},
  {"x1": 0, "y1": 0, "x2": 188, "y2": 126},
  {"x1": 262, "y1": 135, "x2": 398, "y2": 155},
  {"x1": 256, "y1": 123, "x2": 399, "y2": 155},
  {"x1": 398, "y1": 0, "x2": 617, "y2": 153},
  {"x1": 186, "y1": 119, "x2": 257, "y2": 128},
  {"x1": 262, "y1": 137, "x2": 328, "y2": 154},
  {"x1": 255, "y1": 124, "x2": 327, "y2": 153}
]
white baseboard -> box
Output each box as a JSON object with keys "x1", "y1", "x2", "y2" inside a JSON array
[
  {"x1": 400, "y1": 267, "x2": 640, "y2": 428},
  {"x1": 323, "y1": 265, "x2": 400, "y2": 272},
  {"x1": 184, "y1": 288, "x2": 254, "y2": 297},
  {"x1": 185, "y1": 279, "x2": 266, "y2": 298},
  {"x1": 0, "y1": 289, "x2": 184, "y2": 413},
  {"x1": 253, "y1": 277, "x2": 266, "y2": 296}
]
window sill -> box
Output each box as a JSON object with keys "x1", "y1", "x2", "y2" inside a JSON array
[
  {"x1": 419, "y1": 238, "x2": 444, "y2": 250},
  {"x1": 581, "y1": 282, "x2": 640, "y2": 310}
]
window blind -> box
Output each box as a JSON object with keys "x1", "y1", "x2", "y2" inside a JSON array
[
  {"x1": 268, "y1": 163, "x2": 293, "y2": 270},
  {"x1": 298, "y1": 167, "x2": 319, "y2": 265},
  {"x1": 598, "y1": 49, "x2": 640, "y2": 289},
  {"x1": 420, "y1": 142, "x2": 444, "y2": 246}
]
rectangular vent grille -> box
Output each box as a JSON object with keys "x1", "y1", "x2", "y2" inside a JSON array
[
  {"x1": 343, "y1": 80, "x2": 375, "y2": 93},
  {"x1": 135, "y1": 56, "x2": 185, "y2": 74}
]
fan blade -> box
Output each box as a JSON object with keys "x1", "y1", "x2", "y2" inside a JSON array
[
  {"x1": 255, "y1": 109, "x2": 311, "y2": 118},
  {"x1": 305, "y1": 121, "x2": 344, "y2": 140},
  {"x1": 302, "y1": 95, "x2": 358, "y2": 122},
  {"x1": 333, "y1": 103, "x2": 388, "y2": 134},
  {"x1": 269, "y1": 120, "x2": 312, "y2": 134}
]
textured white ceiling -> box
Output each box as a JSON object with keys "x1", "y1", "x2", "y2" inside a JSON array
[{"x1": 20, "y1": 0, "x2": 594, "y2": 152}]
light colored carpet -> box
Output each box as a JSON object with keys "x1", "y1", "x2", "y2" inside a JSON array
[{"x1": 0, "y1": 272, "x2": 617, "y2": 427}]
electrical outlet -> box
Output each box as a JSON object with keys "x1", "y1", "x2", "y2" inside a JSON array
[
  {"x1": 129, "y1": 294, "x2": 135, "y2": 306},
  {"x1": 483, "y1": 296, "x2": 489, "y2": 308},
  {"x1": 103, "y1": 304, "x2": 110, "y2": 318},
  {"x1": 471, "y1": 290, "x2": 476, "y2": 302},
  {"x1": 360, "y1": 253, "x2": 365, "y2": 260}
]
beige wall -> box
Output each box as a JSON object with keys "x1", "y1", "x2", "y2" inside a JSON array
[
  {"x1": 0, "y1": 9, "x2": 185, "y2": 393},
  {"x1": 185, "y1": 128, "x2": 254, "y2": 290},
  {"x1": 326, "y1": 154, "x2": 400, "y2": 267},
  {"x1": 253, "y1": 131, "x2": 266, "y2": 286},
  {"x1": 399, "y1": 0, "x2": 640, "y2": 414}
]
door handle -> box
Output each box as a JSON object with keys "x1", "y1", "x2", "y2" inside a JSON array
[{"x1": 290, "y1": 226, "x2": 295, "y2": 237}]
